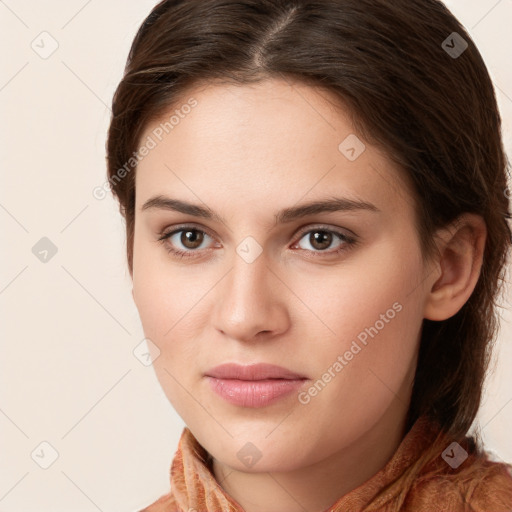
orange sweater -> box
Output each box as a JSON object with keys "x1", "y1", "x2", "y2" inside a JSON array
[{"x1": 139, "y1": 415, "x2": 512, "y2": 511}]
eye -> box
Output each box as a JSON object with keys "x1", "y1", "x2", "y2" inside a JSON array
[
  {"x1": 157, "y1": 224, "x2": 357, "y2": 260},
  {"x1": 157, "y1": 226, "x2": 217, "y2": 259},
  {"x1": 293, "y1": 226, "x2": 356, "y2": 256}
]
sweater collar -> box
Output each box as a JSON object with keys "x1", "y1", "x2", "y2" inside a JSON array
[{"x1": 169, "y1": 415, "x2": 441, "y2": 511}]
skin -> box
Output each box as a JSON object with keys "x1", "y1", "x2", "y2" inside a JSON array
[{"x1": 131, "y1": 78, "x2": 486, "y2": 512}]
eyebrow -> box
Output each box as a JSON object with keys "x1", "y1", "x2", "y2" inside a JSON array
[{"x1": 141, "y1": 195, "x2": 380, "y2": 225}]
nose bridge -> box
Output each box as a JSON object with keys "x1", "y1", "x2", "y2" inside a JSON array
[
  {"x1": 213, "y1": 242, "x2": 282, "y2": 339},
  {"x1": 227, "y1": 243, "x2": 271, "y2": 307}
]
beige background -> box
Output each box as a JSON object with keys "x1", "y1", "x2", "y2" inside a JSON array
[{"x1": 1, "y1": 1, "x2": 511, "y2": 510}]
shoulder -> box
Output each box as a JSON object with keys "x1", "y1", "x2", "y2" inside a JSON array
[
  {"x1": 404, "y1": 454, "x2": 512, "y2": 511},
  {"x1": 462, "y1": 459, "x2": 512, "y2": 511}
]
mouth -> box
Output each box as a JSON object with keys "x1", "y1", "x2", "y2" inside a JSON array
[
  {"x1": 204, "y1": 362, "x2": 307, "y2": 381},
  {"x1": 204, "y1": 363, "x2": 308, "y2": 408}
]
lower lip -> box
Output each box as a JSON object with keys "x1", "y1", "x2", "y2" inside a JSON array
[{"x1": 206, "y1": 377, "x2": 307, "y2": 408}]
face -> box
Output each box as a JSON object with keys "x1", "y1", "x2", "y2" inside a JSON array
[{"x1": 132, "y1": 78, "x2": 432, "y2": 473}]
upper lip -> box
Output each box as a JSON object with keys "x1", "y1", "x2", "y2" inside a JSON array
[{"x1": 205, "y1": 363, "x2": 307, "y2": 381}]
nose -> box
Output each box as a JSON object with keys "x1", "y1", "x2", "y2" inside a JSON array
[{"x1": 212, "y1": 249, "x2": 290, "y2": 343}]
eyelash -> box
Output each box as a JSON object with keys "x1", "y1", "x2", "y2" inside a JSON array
[{"x1": 156, "y1": 224, "x2": 357, "y2": 260}]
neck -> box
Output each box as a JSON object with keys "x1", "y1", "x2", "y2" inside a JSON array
[{"x1": 212, "y1": 397, "x2": 411, "y2": 512}]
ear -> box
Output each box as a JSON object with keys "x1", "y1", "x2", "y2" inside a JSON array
[{"x1": 423, "y1": 213, "x2": 487, "y2": 321}]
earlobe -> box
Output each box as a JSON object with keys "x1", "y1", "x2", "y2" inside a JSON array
[{"x1": 423, "y1": 213, "x2": 487, "y2": 321}]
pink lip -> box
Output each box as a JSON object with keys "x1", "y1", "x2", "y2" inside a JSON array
[{"x1": 204, "y1": 363, "x2": 308, "y2": 408}]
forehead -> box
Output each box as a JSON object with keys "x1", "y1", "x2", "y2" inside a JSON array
[{"x1": 135, "y1": 78, "x2": 415, "y2": 221}]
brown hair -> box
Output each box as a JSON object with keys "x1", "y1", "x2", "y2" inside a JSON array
[{"x1": 106, "y1": 0, "x2": 512, "y2": 504}]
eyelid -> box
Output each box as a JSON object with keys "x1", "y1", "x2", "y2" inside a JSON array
[
  {"x1": 159, "y1": 222, "x2": 355, "y2": 245},
  {"x1": 293, "y1": 223, "x2": 356, "y2": 240},
  {"x1": 158, "y1": 222, "x2": 218, "y2": 242},
  {"x1": 158, "y1": 225, "x2": 356, "y2": 268}
]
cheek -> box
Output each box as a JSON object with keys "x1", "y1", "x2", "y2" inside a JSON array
[
  {"x1": 132, "y1": 243, "x2": 213, "y2": 379},
  {"x1": 292, "y1": 239, "x2": 422, "y2": 341},
  {"x1": 296, "y1": 276, "x2": 419, "y2": 393},
  {"x1": 293, "y1": 241, "x2": 424, "y2": 395},
  {"x1": 132, "y1": 236, "x2": 196, "y2": 337},
  {"x1": 290, "y1": 294, "x2": 421, "y2": 453},
  {"x1": 133, "y1": 272, "x2": 208, "y2": 355},
  {"x1": 132, "y1": 252, "x2": 208, "y2": 416}
]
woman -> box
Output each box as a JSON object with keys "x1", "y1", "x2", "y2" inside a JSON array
[{"x1": 106, "y1": 0, "x2": 512, "y2": 510}]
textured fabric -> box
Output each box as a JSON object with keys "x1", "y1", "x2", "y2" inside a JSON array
[{"x1": 139, "y1": 415, "x2": 512, "y2": 511}]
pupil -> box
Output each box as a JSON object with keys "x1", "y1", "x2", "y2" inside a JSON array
[
  {"x1": 312, "y1": 231, "x2": 332, "y2": 250},
  {"x1": 183, "y1": 230, "x2": 203, "y2": 248}
]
